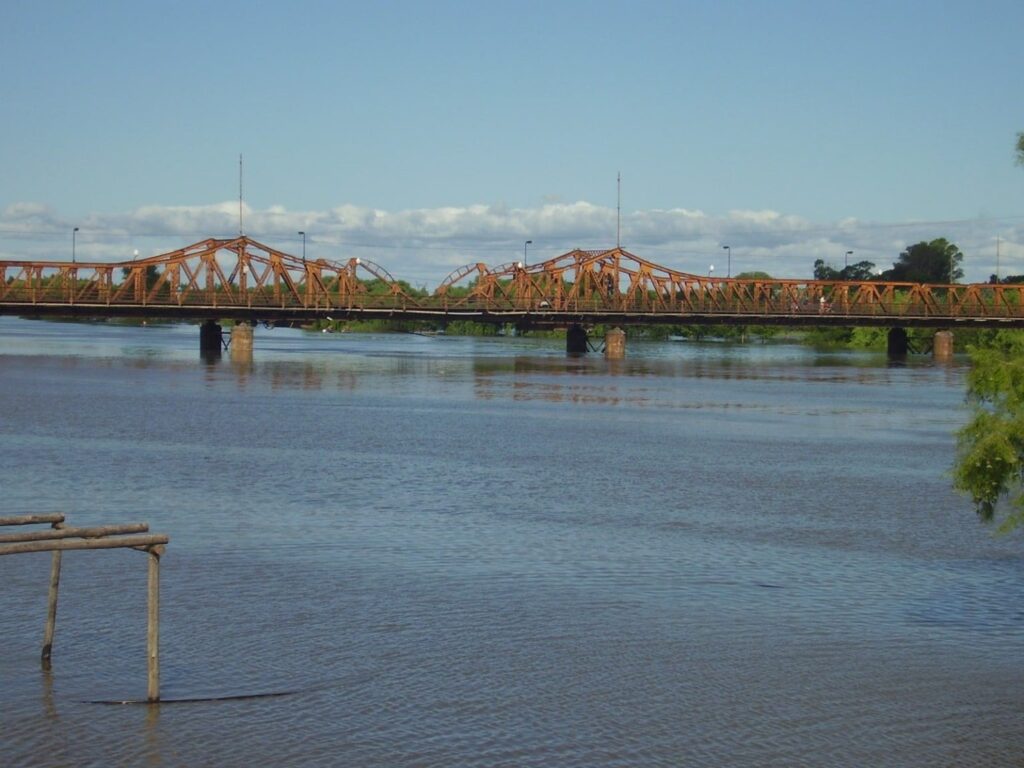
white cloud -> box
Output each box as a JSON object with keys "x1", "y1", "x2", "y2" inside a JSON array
[
  {"x1": 0, "y1": 200, "x2": 1021, "y2": 285},
  {"x1": 0, "y1": 202, "x2": 62, "y2": 233}
]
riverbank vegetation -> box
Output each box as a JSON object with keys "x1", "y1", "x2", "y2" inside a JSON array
[
  {"x1": 953, "y1": 329, "x2": 1024, "y2": 532},
  {"x1": 949, "y1": 131, "x2": 1024, "y2": 531}
]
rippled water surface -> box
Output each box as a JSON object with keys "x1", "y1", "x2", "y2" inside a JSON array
[{"x1": 1, "y1": 317, "x2": 1022, "y2": 767}]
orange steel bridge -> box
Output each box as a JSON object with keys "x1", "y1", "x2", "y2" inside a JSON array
[{"x1": 2, "y1": 235, "x2": 1023, "y2": 329}]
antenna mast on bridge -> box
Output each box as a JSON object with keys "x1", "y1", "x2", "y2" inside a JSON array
[
  {"x1": 616, "y1": 171, "x2": 621, "y2": 249},
  {"x1": 238, "y1": 154, "x2": 244, "y2": 236}
]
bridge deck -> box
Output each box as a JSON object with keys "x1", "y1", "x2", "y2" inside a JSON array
[{"x1": 2, "y1": 299, "x2": 1023, "y2": 329}]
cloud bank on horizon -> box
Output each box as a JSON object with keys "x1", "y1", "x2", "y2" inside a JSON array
[{"x1": 1, "y1": 200, "x2": 1020, "y2": 288}]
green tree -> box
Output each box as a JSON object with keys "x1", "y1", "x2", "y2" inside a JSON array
[
  {"x1": 802, "y1": 326, "x2": 854, "y2": 347},
  {"x1": 728, "y1": 271, "x2": 780, "y2": 342},
  {"x1": 989, "y1": 274, "x2": 1024, "y2": 285},
  {"x1": 841, "y1": 260, "x2": 878, "y2": 281},
  {"x1": 880, "y1": 238, "x2": 963, "y2": 283},
  {"x1": 361, "y1": 278, "x2": 426, "y2": 297},
  {"x1": 953, "y1": 330, "x2": 1024, "y2": 531},
  {"x1": 949, "y1": 135, "x2": 1024, "y2": 530},
  {"x1": 813, "y1": 259, "x2": 877, "y2": 281},
  {"x1": 120, "y1": 265, "x2": 161, "y2": 289},
  {"x1": 813, "y1": 259, "x2": 840, "y2": 280}
]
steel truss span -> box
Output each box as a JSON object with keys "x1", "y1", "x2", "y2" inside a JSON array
[{"x1": 2, "y1": 236, "x2": 1023, "y2": 328}]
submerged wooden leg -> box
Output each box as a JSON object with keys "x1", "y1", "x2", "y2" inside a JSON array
[
  {"x1": 147, "y1": 546, "x2": 163, "y2": 703},
  {"x1": 41, "y1": 550, "x2": 62, "y2": 670}
]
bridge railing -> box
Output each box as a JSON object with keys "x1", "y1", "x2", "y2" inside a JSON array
[
  {"x1": 0, "y1": 282, "x2": 425, "y2": 312},
  {"x1": 434, "y1": 287, "x2": 1024, "y2": 320}
]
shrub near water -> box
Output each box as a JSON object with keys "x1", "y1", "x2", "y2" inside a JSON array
[{"x1": 954, "y1": 330, "x2": 1024, "y2": 532}]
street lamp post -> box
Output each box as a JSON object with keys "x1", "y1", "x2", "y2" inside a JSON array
[
  {"x1": 524, "y1": 240, "x2": 532, "y2": 266},
  {"x1": 722, "y1": 245, "x2": 731, "y2": 277},
  {"x1": 298, "y1": 231, "x2": 306, "y2": 264},
  {"x1": 845, "y1": 250, "x2": 853, "y2": 270},
  {"x1": 708, "y1": 264, "x2": 715, "y2": 277},
  {"x1": 72, "y1": 227, "x2": 79, "y2": 263}
]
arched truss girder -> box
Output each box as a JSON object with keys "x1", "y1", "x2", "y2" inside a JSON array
[
  {"x1": 435, "y1": 246, "x2": 719, "y2": 309},
  {"x1": 430, "y1": 246, "x2": 1024, "y2": 319},
  {"x1": 436, "y1": 262, "x2": 490, "y2": 296},
  {"x1": 0, "y1": 236, "x2": 416, "y2": 310}
]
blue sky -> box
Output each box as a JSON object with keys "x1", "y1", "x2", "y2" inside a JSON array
[{"x1": 2, "y1": 0, "x2": 1022, "y2": 285}]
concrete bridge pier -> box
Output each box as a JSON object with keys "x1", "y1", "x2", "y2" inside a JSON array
[
  {"x1": 230, "y1": 321, "x2": 254, "y2": 363},
  {"x1": 199, "y1": 320, "x2": 223, "y2": 360},
  {"x1": 933, "y1": 330, "x2": 954, "y2": 361},
  {"x1": 604, "y1": 327, "x2": 626, "y2": 359},
  {"x1": 566, "y1": 324, "x2": 588, "y2": 356},
  {"x1": 887, "y1": 327, "x2": 908, "y2": 358}
]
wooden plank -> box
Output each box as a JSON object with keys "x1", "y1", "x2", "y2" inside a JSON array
[
  {"x1": 0, "y1": 523, "x2": 149, "y2": 543},
  {"x1": 0, "y1": 534, "x2": 169, "y2": 556},
  {"x1": 0, "y1": 513, "x2": 66, "y2": 526}
]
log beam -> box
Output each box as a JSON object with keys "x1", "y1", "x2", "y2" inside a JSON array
[
  {"x1": 0, "y1": 513, "x2": 66, "y2": 526},
  {"x1": 0, "y1": 534, "x2": 169, "y2": 557},
  {"x1": 0, "y1": 523, "x2": 149, "y2": 543}
]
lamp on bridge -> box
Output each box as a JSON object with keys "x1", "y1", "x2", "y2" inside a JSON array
[
  {"x1": 72, "y1": 227, "x2": 79, "y2": 263},
  {"x1": 298, "y1": 230, "x2": 306, "y2": 265},
  {"x1": 708, "y1": 264, "x2": 715, "y2": 277},
  {"x1": 524, "y1": 240, "x2": 532, "y2": 266},
  {"x1": 845, "y1": 250, "x2": 853, "y2": 269},
  {"x1": 722, "y1": 245, "x2": 730, "y2": 277}
]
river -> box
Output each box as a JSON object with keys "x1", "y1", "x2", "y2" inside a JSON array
[{"x1": 0, "y1": 317, "x2": 1021, "y2": 767}]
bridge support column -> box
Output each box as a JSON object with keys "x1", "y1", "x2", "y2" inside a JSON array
[
  {"x1": 199, "y1": 320, "x2": 223, "y2": 360},
  {"x1": 887, "y1": 327, "x2": 908, "y2": 358},
  {"x1": 604, "y1": 327, "x2": 626, "y2": 359},
  {"x1": 231, "y1": 321, "x2": 254, "y2": 363},
  {"x1": 566, "y1": 324, "x2": 588, "y2": 356},
  {"x1": 933, "y1": 330, "x2": 954, "y2": 361}
]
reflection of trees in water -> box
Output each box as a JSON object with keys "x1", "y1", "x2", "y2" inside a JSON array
[
  {"x1": 472, "y1": 356, "x2": 626, "y2": 405},
  {"x1": 260, "y1": 362, "x2": 358, "y2": 393}
]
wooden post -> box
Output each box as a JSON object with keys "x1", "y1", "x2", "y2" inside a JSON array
[
  {"x1": 41, "y1": 518, "x2": 64, "y2": 669},
  {"x1": 147, "y1": 546, "x2": 163, "y2": 703},
  {"x1": 41, "y1": 550, "x2": 61, "y2": 670}
]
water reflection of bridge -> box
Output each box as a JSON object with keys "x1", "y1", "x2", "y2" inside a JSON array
[{"x1": 3, "y1": 235, "x2": 1022, "y2": 358}]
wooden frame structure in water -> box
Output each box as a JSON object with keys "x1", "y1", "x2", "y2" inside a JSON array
[{"x1": 0, "y1": 513, "x2": 169, "y2": 702}]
